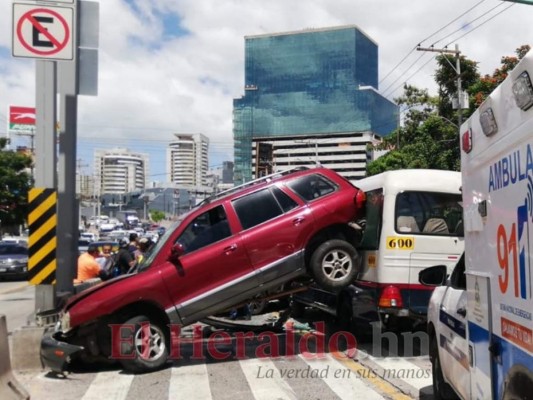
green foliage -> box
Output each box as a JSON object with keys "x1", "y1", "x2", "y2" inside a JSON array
[
  {"x1": 469, "y1": 45, "x2": 531, "y2": 106},
  {"x1": 150, "y1": 210, "x2": 165, "y2": 223},
  {"x1": 367, "y1": 45, "x2": 531, "y2": 177},
  {"x1": 0, "y1": 139, "x2": 33, "y2": 227}
]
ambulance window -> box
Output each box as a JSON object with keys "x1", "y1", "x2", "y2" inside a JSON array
[
  {"x1": 450, "y1": 253, "x2": 466, "y2": 290},
  {"x1": 358, "y1": 189, "x2": 383, "y2": 250}
]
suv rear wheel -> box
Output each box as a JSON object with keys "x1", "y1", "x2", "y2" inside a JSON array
[{"x1": 310, "y1": 239, "x2": 358, "y2": 291}]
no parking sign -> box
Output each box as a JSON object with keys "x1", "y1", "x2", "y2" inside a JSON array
[{"x1": 12, "y1": 3, "x2": 74, "y2": 60}]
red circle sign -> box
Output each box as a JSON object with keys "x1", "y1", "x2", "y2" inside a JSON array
[{"x1": 16, "y1": 8, "x2": 70, "y2": 56}]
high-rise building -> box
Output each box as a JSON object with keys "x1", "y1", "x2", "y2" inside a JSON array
[
  {"x1": 94, "y1": 148, "x2": 149, "y2": 194},
  {"x1": 167, "y1": 133, "x2": 209, "y2": 187},
  {"x1": 233, "y1": 25, "x2": 398, "y2": 182}
]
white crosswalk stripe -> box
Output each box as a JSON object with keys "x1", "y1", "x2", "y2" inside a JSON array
[
  {"x1": 169, "y1": 363, "x2": 212, "y2": 399},
  {"x1": 15, "y1": 354, "x2": 433, "y2": 400},
  {"x1": 240, "y1": 358, "x2": 298, "y2": 400},
  {"x1": 80, "y1": 370, "x2": 134, "y2": 400},
  {"x1": 300, "y1": 354, "x2": 385, "y2": 399}
]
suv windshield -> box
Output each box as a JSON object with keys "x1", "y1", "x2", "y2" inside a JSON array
[{"x1": 137, "y1": 219, "x2": 180, "y2": 271}]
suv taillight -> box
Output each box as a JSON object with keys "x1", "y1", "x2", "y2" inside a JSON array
[
  {"x1": 378, "y1": 285, "x2": 403, "y2": 308},
  {"x1": 355, "y1": 190, "x2": 366, "y2": 214}
]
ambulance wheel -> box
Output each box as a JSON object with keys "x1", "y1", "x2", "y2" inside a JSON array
[
  {"x1": 118, "y1": 315, "x2": 169, "y2": 373},
  {"x1": 430, "y1": 337, "x2": 458, "y2": 400},
  {"x1": 310, "y1": 240, "x2": 358, "y2": 291}
]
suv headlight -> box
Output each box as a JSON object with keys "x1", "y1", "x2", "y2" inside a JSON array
[{"x1": 58, "y1": 311, "x2": 71, "y2": 332}]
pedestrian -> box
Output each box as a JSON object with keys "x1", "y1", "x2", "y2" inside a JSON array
[
  {"x1": 115, "y1": 238, "x2": 136, "y2": 275},
  {"x1": 136, "y1": 237, "x2": 153, "y2": 264},
  {"x1": 75, "y1": 244, "x2": 105, "y2": 283},
  {"x1": 95, "y1": 243, "x2": 115, "y2": 272}
]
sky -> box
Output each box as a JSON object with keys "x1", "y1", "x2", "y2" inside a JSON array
[{"x1": 1, "y1": 0, "x2": 532, "y2": 183}]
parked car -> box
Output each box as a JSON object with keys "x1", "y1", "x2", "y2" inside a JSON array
[
  {"x1": 0, "y1": 244, "x2": 29, "y2": 280},
  {"x1": 41, "y1": 166, "x2": 366, "y2": 373},
  {"x1": 78, "y1": 239, "x2": 92, "y2": 255},
  {"x1": 80, "y1": 232, "x2": 98, "y2": 242},
  {"x1": 1, "y1": 237, "x2": 28, "y2": 246}
]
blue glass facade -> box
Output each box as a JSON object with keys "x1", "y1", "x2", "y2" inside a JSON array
[{"x1": 233, "y1": 26, "x2": 398, "y2": 183}]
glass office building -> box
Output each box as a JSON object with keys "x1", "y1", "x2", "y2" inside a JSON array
[{"x1": 233, "y1": 25, "x2": 398, "y2": 183}]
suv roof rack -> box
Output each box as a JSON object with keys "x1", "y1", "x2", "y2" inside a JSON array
[{"x1": 200, "y1": 166, "x2": 310, "y2": 206}]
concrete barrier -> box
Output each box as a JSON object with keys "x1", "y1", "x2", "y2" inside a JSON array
[
  {"x1": 11, "y1": 325, "x2": 46, "y2": 371},
  {"x1": 0, "y1": 315, "x2": 30, "y2": 400}
]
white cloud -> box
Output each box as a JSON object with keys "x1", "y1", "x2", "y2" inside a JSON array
[{"x1": 1, "y1": 0, "x2": 532, "y2": 180}]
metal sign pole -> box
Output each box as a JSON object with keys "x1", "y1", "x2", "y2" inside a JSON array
[
  {"x1": 34, "y1": 60, "x2": 57, "y2": 189},
  {"x1": 56, "y1": 0, "x2": 79, "y2": 298}
]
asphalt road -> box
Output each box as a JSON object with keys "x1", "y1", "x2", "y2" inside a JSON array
[{"x1": 0, "y1": 280, "x2": 34, "y2": 333}]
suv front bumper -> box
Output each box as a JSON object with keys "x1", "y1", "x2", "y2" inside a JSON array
[{"x1": 40, "y1": 328, "x2": 84, "y2": 373}]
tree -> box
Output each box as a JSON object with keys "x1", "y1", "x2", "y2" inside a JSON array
[
  {"x1": 367, "y1": 85, "x2": 460, "y2": 175},
  {"x1": 0, "y1": 139, "x2": 33, "y2": 232},
  {"x1": 434, "y1": 53, "x2": 479, "y2": 122},
  {"x1": 150, "y1": 210, "x2": 165, "y2": 223},
  {"x1": 366, "y1": 46, "x2": 531, "y2": 176},
  {"x1": 469, "y1": 45, "x2": 531, "y2": 106}
]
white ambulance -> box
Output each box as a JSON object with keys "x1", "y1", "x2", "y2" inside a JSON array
[{"x1": 422, "y1": 50, "x2": 533, "y2": 399}]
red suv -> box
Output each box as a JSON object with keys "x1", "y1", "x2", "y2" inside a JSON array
[{"x1": 41, "y1": 167, "x2": 366, "y2": 373}]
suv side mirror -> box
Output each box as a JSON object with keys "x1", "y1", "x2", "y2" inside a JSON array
[
  {"x1": 168, "y1": 243, "x2": 185, "y2": 264},
  {"x1": 419, "y1": 265, "x2": 448, "y2": 286}
]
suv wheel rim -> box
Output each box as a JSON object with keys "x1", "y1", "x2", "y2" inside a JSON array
[
  {"x1": 322, "y1": 249, "x2": 352, "y2": 281},
  {"x1": 135, "y1": 324, "x2": 166, "y2": 361}
]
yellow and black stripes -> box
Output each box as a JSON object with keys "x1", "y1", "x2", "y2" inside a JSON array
[{"x1": 28, "y1": 188, "x2": 57, "y2": 285}]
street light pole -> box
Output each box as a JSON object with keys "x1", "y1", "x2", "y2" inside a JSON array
[{"x1": 416, "y1": 44, "x2": 463, "y2": 135}]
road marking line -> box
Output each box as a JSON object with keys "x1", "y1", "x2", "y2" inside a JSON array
[
  {"x1": 366, "y1": 355, "x2": 432, "y2": 390},
  {"x1": 336, "y1": 353, "x2": 413, "y2": 400},
  {"x1": 169, "y1": 363, "x2": 212, "y2": 399},
  {"x1": 300, "y1": 353, "x2": 386, "y2": 399},
  {"x1": 81, "y1": 370, "x2": 133, "y2": 400},
  {"x1": 240, "y1": 358, "x2": 297, "y2": 400}
]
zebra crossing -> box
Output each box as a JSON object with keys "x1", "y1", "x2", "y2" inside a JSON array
[{"x1": 14, "y1": 351, "x2": 433, "y2": 400}]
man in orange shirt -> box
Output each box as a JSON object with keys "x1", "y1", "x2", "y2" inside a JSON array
[{"x1": 76, "y1": 244, "x2": 103, "y2": 283}]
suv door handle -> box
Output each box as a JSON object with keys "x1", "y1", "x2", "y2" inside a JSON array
[
  {"x1": 223, "y1": 244, "x2": 237, "y2": 254},
  {"x1": 293, "y1": 217, "x2": 305, "y2": 225},
  {"x1": 457, "y1": 307, "x2": 466, "y2": 317}
]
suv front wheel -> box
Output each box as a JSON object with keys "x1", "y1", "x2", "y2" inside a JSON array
[{"x1": 309, "y1": 239, "x2": 358, "y2": 291}]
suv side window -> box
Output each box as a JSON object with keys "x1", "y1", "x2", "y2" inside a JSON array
[
  {"x1": 177, "y1": 205, "x2": 231, "y2": 254},
  {"x1": 286, "y1": 174, "x2": 337, "y2": 202},
  {"x1": 233, "y1": 188, "x2": 284, "y2": 230},
  {"x1": 358, "y1": 189, "x2": 384, "y2": 250},
  {"x1": 272, "y1": 186, "x2": 298, "y2": 212}
]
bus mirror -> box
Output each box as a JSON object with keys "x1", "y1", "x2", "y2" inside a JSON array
[{"x1": 419, "y1": 265, "x2": 447, "y2": 286}]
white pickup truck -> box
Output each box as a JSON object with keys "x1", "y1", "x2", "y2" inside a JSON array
[{"x1": 421, "y1": 50, "x2": 533, "y2": 399}]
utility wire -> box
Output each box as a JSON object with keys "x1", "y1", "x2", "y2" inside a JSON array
[
  {"x1": 419, "y1": 0, "x2": 488, "y2": 45},
  {"x1": 431, "y1": 1, "x2": 509, "y2": 47},
  {"x1": 444, "y1": 3, "x2": 515, "y2": 47},
  {"x1": 384, "y1": 55, "x2": 436, "y2": 99},
  {"x1": 382, "y1": 52, "x2": 426, "y2": 97},
  {"x1": 379, "y1": 0, "x2": 489, "y2": 91}
]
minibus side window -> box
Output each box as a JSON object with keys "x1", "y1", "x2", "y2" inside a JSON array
[
  {"x1": 395, "y1": 191, "x2": 463, "y2": 237},
  {"x1": 358, "y1": 189, "x2": 383, "y2": 250}
]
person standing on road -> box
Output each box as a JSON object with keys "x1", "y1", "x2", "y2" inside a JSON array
[
  {"x1": 75, "y1": 244, "x2": 104, "y2": 283},
  {"x1": 115, "y1": 238, "x2": 136, "y2": 275}
]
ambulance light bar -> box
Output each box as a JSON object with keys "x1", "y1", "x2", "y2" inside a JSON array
[{"x1": 512, "y1": 71, "x2": 533, "y2": 111}]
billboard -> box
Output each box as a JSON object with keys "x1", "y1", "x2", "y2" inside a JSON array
[{"x1": 9, "y1": 106, "x2": 36, "y2": 131}]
